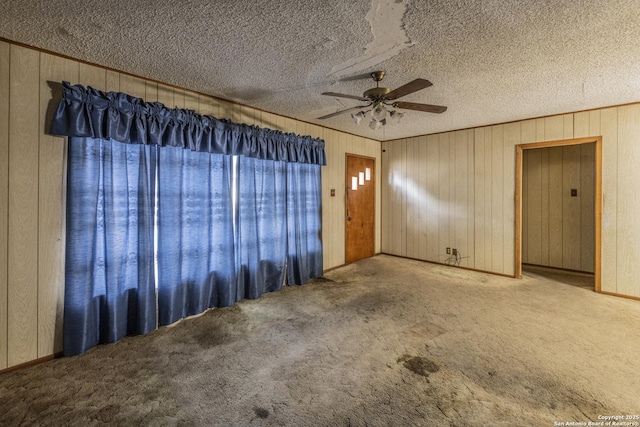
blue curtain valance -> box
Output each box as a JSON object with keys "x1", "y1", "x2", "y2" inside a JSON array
[{"x1": 50, "y1": 81, "x2": 326, "y2": 165}]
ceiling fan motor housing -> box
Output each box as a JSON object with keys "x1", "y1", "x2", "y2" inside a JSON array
[{"x1": 363, "y1": 87, "x2": 391, "y2": 102}]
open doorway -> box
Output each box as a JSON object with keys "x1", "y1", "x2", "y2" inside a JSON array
[{"x1": 515, "y1": 137, "x2": 602, "y2": 292}]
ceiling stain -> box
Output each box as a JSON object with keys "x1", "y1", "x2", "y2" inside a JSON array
[{"x1": 329, "y1": 0, "x2": 414, "y2": 79}]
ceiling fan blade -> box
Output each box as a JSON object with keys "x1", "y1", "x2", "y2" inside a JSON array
[
  {"x1": 385, "y1": 79, "x2": 433, "y2": 100},
  {"x1": 321, "y1": 92, "x2": 369, "y2": 101},
  {"x1": 338, "y1": 72, "x2": 376, "y2": 82},
  {"x1": 393, "y1": 101, "x2": 447, "y2": 114},
  {"x1": 317, "y1": 106, "x2": 366, "y2": 120}
]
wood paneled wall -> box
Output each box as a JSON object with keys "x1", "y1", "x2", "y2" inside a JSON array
[
  {"x1": 381, "y1": 131, "x2": 476, "y2": 267},
  {"x1": 522, "y1": 143, "x2": 595, "y2": 272},
  {"x1": 382, "y1": 107, "x2": 640, "y2": 301},
  {"x1": 0, "y1": 40, "x2": 381, "y2": 370}
]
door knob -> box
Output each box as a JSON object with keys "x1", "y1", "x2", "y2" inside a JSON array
[{"x1": 347, "y1": 216, "x2": 352, "y2": 221}]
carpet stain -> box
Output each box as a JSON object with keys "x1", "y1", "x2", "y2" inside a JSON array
[
  {"x1": 254, "y1": 407, "x2": 270, "y2": 418},
  {"x1": 397, "y1": 354, "x2": 440, "y2": 378},
  {"x1": 192, "y1": 328, "x2": 233, "y2": 348}
]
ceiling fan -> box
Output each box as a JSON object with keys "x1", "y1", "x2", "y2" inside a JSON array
[{"x1": 318, "y1": 71, "x2": 447, "y2": 129}]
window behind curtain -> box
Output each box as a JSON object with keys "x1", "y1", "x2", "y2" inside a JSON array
[
  {"x1": 156, "y1": 146, "x2": 236, "y2": 325},
  {"x1": 286, "y1": 162, "x2": 323, "y2": 284},
  {"x1": 236, "y1": 155, "x2": 288, "y2": 299},
  {"x1": 64, "y1": 137, "x2": 157, "y2": 356}
]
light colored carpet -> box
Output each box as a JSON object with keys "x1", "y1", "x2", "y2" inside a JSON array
[{"x1": 1, "y1": 255, "x2": 639, "y2": 426}]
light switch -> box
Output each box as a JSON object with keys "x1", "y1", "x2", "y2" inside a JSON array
[
  {"x1": 571, "y1": 189, "x2": 578, "y2": 197},
  {"x1": 330, "y1": 189, "x2": 335, "y2": 197}
]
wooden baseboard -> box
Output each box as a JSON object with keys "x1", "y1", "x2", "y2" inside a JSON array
[
  {"x1": 380, "y1": 253, "x2": 515, "y2": 278},
  {"x1": 0, "y1": 353, "x2": 62, "y2": 376},
  {"x1": 598, "y1": 290, "x2": 640, "y2": 302}
]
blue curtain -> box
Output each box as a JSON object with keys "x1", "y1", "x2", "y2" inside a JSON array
[
  {"x1": 286, "y1": 163, "x2": 324, "y2": 284},
  {"x1": 236, "y1": 156, "x2": 288, "y2": 299},
  {"x1": 64, "y1": 137, "x2": 157, "y2": 356},
  {"x1": 53, "y1": 82, "x2": 327, "y2": 356},
  {"x1": 156, "y1": 147, "x2": 236, "y2": 325}
]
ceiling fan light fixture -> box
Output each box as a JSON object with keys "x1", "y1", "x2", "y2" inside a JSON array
[
  {"x1": 372, "y1": 104, "x2": 387, "y2": 122},
  {"x1": 318, "y1": 71, "x2": 446, "y2": 129},
  {"x1": 389, "y1": 110, "x2": 404, "y2": 124},
  {"x1": 369, "y1": 118, "x2": 382, "y2": 130},
  {"x1": 351, "y1": 110, "x2": 365, "y2": 125}
]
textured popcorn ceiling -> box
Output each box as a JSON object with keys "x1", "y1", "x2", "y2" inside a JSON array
[{"x1": 2, "y1": 0, "x2": 640, "y2": 141}]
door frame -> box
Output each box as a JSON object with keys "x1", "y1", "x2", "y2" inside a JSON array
[
  {"x1": 514, "y1": 136, "x2": 602, "y2": 292},
  {"x1": 345, "y1": 153, "x2": 376, "y2": 263}
]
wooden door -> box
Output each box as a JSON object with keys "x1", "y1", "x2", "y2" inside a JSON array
[{"x1": 345, "y1": 154, "x2": 375, "y2": 263}]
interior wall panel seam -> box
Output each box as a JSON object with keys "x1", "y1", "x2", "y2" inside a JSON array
[
  {"x1": 2, "y1": 42, "x2": 10, "y2": 369},
  {"x1": 616, "y1": 109, "x2": 621, "y2": 294},
  {"x1": 4, "y1": 42, "x2": 10, "y2": 368},
  {"x1": 36, "y1": 50, "x2": 41, "y2": 354}
]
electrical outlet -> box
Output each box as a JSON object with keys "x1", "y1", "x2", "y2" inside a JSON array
[
  {"x1": 453, "y1": 248, "x2": 458, "y2": 256},
  {"x1": 446, "y1": 247, "x2": 451, "y2": 254}
]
